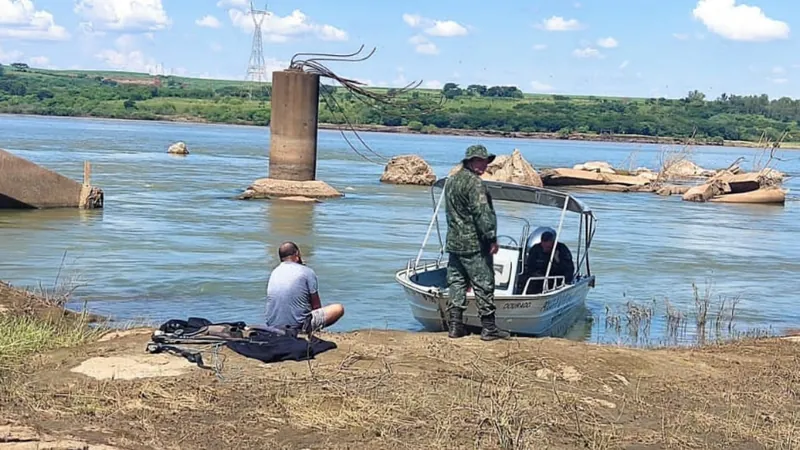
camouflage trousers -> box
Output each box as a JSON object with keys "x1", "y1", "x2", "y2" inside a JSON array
[{"x1": 446, "y1": 250, "x2": 496, "y2": 317}]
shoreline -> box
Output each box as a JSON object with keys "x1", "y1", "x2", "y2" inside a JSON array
[
  {"x1": 2, "y1": 279, "x2": 800, "y2": 449},
  {"x1": 1, "y1": 111, "x2": 797, "y2": 150}
]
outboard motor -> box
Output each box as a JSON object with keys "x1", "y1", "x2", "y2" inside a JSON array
[{"x1": 526, "y1": 226, "x2": 558, "y2": 249}]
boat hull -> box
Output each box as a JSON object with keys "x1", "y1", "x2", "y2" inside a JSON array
[{"x1": 396, "y1": 265, "x2": 593, "y2": 337}]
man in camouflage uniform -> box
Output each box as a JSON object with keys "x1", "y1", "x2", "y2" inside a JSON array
[{"x1": 444, "y1": 144, "x2": 511, "y2": 341}]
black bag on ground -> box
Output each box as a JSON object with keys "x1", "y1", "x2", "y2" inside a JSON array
[{"x1": 149, "y1": 317, "x2": 337, "y2": 365}]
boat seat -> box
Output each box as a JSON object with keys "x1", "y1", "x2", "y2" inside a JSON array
[
  {"x1": 466, "y1": 249, "x2": 515, "y2": 293},
  {"x1": 493, "y1": 258, "x2": 512, "y2": 288}
]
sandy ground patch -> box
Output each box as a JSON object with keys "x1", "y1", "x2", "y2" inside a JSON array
[
  {"x1": 69, "y1": 353, "x2": 197, "y2": 380},
  {"x1": 96, "y1": 328, "x2": 152, "y2": 342}
]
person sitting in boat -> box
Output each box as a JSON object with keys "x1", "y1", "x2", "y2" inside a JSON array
[
  {"x1": 519, "y1": 231, "x2": 575, "y2": 294},
  {"x1": 263, "y1": 241, "x2": 345, "y2": 334}
]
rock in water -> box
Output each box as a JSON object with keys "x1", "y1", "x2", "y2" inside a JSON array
[
  {"x1": 573, "y1": 161, "x2": 616, "y2": 174},
  {"x1": 664, "y1": 160, "x2": 713, "y2": 178},
  {"x1": 167, "y1": 142, "x2": 189, "y2": 155},
  {"x1": 448, "y1": 149, "x2": 543, "y2": 187},
  {"x1": 380, "y1": 155, "x2": 436, "y2": 186},
  {"x1": 239, "y1": 178, "x2": 343, "y2": 200}
]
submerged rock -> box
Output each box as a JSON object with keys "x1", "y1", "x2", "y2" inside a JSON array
[
  {"x1": 541, "y1": 168, "x2": 651, "y2": 187},
  {"x1": 380, "y1": 155, "x2": 436, "y2": 186},
  {"x1": 655, "y1": 185, "x2": 691, "y2": 196},
  {"x1": 573, "y1": 161, "x2": 615, "y2": 174},
  {"x1": 167, "y1": 141, "x2": 189, "y2": 155},
  {"x1": 708, "y1": 187, "x2": 787, "y2": 205},
  {"x1": 239, "y1": 178, "x2": 343, "y2": 200}
]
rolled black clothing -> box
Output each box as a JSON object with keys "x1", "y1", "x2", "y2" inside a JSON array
[{"x1": 150, "y1": 317, "x2": 337, "y2": 365}]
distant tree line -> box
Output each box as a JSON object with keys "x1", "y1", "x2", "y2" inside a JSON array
[{"x1": 0, "y1": 65, "x2": 797, "y2": 143}]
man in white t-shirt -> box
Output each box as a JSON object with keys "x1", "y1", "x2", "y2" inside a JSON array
[{"x1": 264, "y1": 241, "x2": 345, "y2": 334}]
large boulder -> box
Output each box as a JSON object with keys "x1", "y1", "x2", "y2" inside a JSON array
[
  {"x1": 663, "y1": 160, "x2": 713, "y2": 178},
  {"x1": 573, "y1": 161, "x2": 615, "y2": 174},
  {"x1": 448, "y1": 149, "x2": 543, "y2": 187},
  {"x1": 167, "y1": 141, "x2": 189, "y2": 155},
  {"x1": 380, "y1": 155, "x2": 436, "y2": 186}
]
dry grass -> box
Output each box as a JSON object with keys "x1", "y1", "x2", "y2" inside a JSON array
[
  {"x1": 1, "y1": 328, "x2": 798, "y2": 450},
  {"x1": 599, "y1": 277, "x2": 761, "y2": 349},
  {"x1": 1, "y1": 275, "x2": 798, "y2": 449}
]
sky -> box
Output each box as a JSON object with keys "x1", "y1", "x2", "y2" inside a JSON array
[{"x1": 0, "y1": 0, "x2": 797, "y2": 99}]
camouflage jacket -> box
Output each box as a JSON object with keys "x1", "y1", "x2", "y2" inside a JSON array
[{"x1": 444, "y1": 167, "x2": 497, "y2": 254}]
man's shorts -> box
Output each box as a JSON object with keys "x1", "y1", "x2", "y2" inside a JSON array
[{"x1": 302, "y1": 308, "x2": 326, "y2": 334}]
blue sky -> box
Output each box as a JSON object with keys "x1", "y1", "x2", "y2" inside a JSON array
[{"x1": 0, "y1": 0, "x2": 797, "y2": 99}]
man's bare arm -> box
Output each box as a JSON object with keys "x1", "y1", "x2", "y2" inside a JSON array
[{"x1": 310, "y1": 292, "x2": 322, "y2": 310}]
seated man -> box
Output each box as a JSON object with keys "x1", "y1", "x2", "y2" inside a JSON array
[
  {"x1": 519, "y1": 231, "x2": 575, "y2": 294},
  {"x1": 264, "y1": 241, "x2": 344, "y2": 334}
]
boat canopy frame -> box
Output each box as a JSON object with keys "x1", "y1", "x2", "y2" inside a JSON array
[{"x1": 413, "y1": 177, "x2": 598, "y2": 291}]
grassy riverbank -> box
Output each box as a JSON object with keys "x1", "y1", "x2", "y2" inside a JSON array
[
  {"x1": 0, "y1": 64, "x2": 798, "y2": 148},
  {"x1": 2, "y1": 280, "x2": 798, "y2": 449}
]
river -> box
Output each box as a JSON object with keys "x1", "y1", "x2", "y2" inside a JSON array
[{"x1": 0, "y1": 114, "x2": 797, "y2": 345}]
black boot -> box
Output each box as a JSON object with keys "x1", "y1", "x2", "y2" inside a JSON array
[
  {"x1": 480, "y1": 313, "x2": 511, "y2": 341},
  {"x1": 448, "y1": 308, "x2": 466, "y2": 339}
]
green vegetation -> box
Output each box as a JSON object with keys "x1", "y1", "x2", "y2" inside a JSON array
[
  {"x1": 0, "y1": 312, "x2": 99, "y2": 373},
  {"x1": 0, "y1": 63, "x2": 797, "y2": 144}
]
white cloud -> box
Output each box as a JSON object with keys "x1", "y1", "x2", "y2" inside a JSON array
[
  {"x1": 409, "y1": 34, "x2": 438, "y2": 55},
  {"x1": 114, "y1": 34, "x2": 137, "y2": 50},
  {"x1": 216, "y1": 0, "x2": 248, "y2": 6},
  {"x1": 317, "y1": 24, "x2": 347, "y2": 41},
  {"x1": 692, "y1": 0, "x2": 790, "y2": 42},
  {"x1": 402, "y1": 14, "x2": 421, "y2": 27},
  {"x1": 196, "y1": 15, "x2": 221, "y2": 28},
  {"x1": 426, "y1": 20, "x2": 467, "y2": 37},
  {"x1": 538, "y1": 16, "x2": 582, "y2": 31},
  {"x1": 402, "y1": 13, "x2": 468, "y2": 37},
  {"x1": 596, "y1": 37, "x2": 618, "y2": 48},
  {"x1": 27, "y1": 55, "x2": 48, "y2": 66},
  {"x1": 533, "y1": 44, "x2": 547, "y2": 51},
  {"x1": 75, "y1": 0, "x2": 171, "y2": 33},
  {"x1": 95, "y1": 30, "x2": 175, "y2": 75},
  {"x1": 96, "y1": 49, "x2": 159, "y2": 73},
  {"x1": 573, "y1": 47, "x2": 603, "y2": 58},
  {"x1": 0, "y1": 0, "x2": 70, "y2": 41},
  {"x1": 0, "y1": 45, "x2": 23, "y2": 63},
  {"x1": 619, "y1": 60, "x2": 630, "y2": 69},
  {"x1": 530, "y1": 80, "x2": 554, "y2": 92},
  {"x1": 673, "y1": 33, "x2": 690, "y2": 40},
  {"x1": 425, "y1": 80, "x2": 443, "y2": 89},
  {"x1": 772, "y1": 66, "x2": 786, "y2": 74},
  {"x1": 228, "y1": 8, "x2": 347, "y2": 42}
]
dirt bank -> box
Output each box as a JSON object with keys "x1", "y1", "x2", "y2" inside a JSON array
[{"x1": 2, "y1": 282, "x2": 799, "y2": 449}]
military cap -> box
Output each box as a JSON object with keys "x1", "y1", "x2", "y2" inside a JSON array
[{"x1": 462, "y1": 144, "x2": 496, "y2": 164}]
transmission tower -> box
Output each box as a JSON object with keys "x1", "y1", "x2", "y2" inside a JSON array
[{"x1": 245, "y1": 1, "x2": 269, "y2": 98}]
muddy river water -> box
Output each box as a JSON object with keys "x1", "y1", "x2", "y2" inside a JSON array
[{"x1": 1, "y1": 114, "x2": 797, "y2": 345}]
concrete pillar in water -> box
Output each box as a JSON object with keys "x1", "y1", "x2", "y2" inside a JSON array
[
  {"x1": 0, "y1": 148, "x2": 103, "y2": 209},
  {"x1": 268, "y1": 69, "x2": 320, "y2": 181}
]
